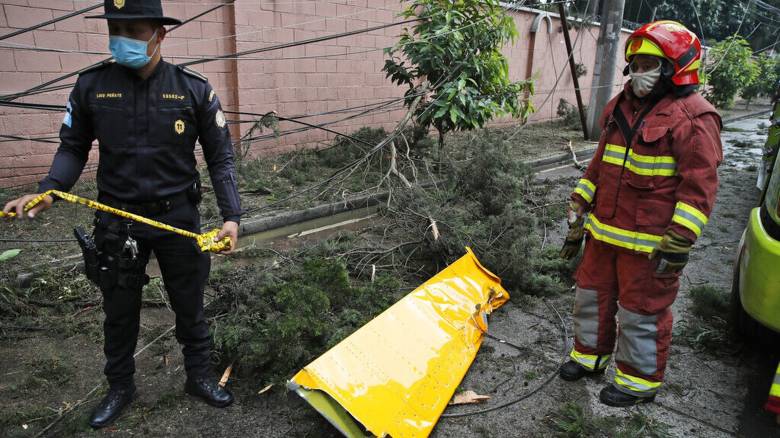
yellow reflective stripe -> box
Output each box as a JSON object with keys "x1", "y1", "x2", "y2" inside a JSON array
[
  {"x1": 602, "y1": 143, "x2": 627, "y2": 166},
  {"x1": 600, "y1": 143, "x2": 677, "y2": 177},
  {"x1": 672, "y1": 201, "x2": 709, "y2": 237},
  {"x1": 574, "y1": 178, "x2": 597, "y2": 203},
  {"x1": 570, "y1": 349, "x2": 610, "y2": 371},
  {"x1": 684, "y1": 59, "x2": 702, "y2": 72},
  {"x1": 584, "y1": 214, "x2": 663, "y2": 253},
  {"x1": 770, "y1": 365, "x2": 780, "y2": 398},
  {"x1": 626, "y1": 150, "x2": 678, "y2": 177},
  {"x1": 615, "y1": 368, "x2": 662, "y2": 395},
  {"x1": 626, "y1": 37, "x2": 665, "y2": 59}
]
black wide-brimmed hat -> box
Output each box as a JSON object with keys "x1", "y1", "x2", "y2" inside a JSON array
[{"x1": 86, "y1": 0, "x2": 182, "y2": 25}]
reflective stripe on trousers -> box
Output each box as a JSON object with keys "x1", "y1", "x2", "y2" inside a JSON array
[
  {"x1": 570, "y1": 350, "x2": 610, "y2": 371},
  {"x1": 614, "y1": 368, "x2": 662, "y2": 397}
]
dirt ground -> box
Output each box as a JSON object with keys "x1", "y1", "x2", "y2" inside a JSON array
[{"x1": 1, "y1": 114, "x2": 778, "y2": 437}]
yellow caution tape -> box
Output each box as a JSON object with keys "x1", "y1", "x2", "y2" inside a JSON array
[
  {"x1": 0, "y1": 190, "x2": 231, "y2": 253},
  {"x1": 289, "y1": 248, "x2": 509, "y2": 438}
]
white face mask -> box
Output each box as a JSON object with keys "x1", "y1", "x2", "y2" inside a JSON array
[{"x1": 629, "y1": 64, "x2": 662, "y2": 97}]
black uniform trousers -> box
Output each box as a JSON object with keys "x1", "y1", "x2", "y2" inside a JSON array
[{"x1": 93, "y1": 197, "x2": 211, "y2": 388}]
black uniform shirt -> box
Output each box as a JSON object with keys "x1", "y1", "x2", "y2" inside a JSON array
[{"x1": 39, "y1": 59, "x2": 242, "y2": 223}]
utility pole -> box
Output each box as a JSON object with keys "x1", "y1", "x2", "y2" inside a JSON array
[
  {"x1": 586, "y1": 0, "x2": 626, "y2": 140},
  {"x1": 558, "y1": 3, "x2": 589, "y2": 139}
]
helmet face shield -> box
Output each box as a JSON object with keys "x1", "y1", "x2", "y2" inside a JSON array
[{"x1": 626, "y1": 38, "x2": 665, "y2": 61}]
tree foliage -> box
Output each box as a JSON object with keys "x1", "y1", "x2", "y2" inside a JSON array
[
  {"x1": 625, "y1": 0, "x2": 780, "y2": 51},
  {"x1": 383, "y1": 0, "x2": 534, "y2": 152},
  {"x1": 705, "y1": 37, "x2": 760, "y2": 108},
  {"x1": 209, "y1": 256, "x2": 402, "y2": 380},
  {"x1": 741, "y1": 53, "x2": 780, "y2": 106}
]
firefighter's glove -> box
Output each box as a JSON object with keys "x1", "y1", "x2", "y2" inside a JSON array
[
  {"x1": 649, "y1": 230, "x2": 692, "y2": 274},
  {"x1": 560, "y1": 214, "x2": 585, "y2": 260}
]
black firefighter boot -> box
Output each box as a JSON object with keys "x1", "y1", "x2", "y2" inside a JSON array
[
  {"x1": 599, "y1": 384, "x2": 656, "y2": 407},
  {"x1": 185, "y1": 375, "x2": 234, "y2": 408},
  {"x1": 89, "y1": 384, "x2": 136, "y2": 428},
  {"x1": 559, "y1": 360, "x2": 605, "y2": 381}
]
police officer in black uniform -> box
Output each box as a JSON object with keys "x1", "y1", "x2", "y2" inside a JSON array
[{"x1": 3, "y1": 0, "x2": 241, "y2": 428}]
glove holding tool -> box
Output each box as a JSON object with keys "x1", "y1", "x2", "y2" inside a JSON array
[
  {"x1": 560, "y1": 201, "x2": 586, "y2": 260},
  {"x1": 649, "y1": 229, "x2": 692, "y2": 274}
]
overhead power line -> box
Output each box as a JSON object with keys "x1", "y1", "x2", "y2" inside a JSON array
[
  {"x1": 0, "y1": 3, "x2": 101, "y2": 41},
  {"x1": 0, "y1": 1, "x2": 233, "y2": 102},
  {"x1": 177, "y1": 18, "x2": 421, "y2": 68}
]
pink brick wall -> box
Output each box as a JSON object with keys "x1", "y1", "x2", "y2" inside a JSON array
[{"x1": 0, "y1": 1, "x2": 631, "y2": 188}]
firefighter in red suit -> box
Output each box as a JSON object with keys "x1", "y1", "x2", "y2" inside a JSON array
[{"x1": 558, "y1": 21, "x2": 722, "y2": 407}]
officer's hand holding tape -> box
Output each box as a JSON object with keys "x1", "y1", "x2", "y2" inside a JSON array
[
  {"x1": 216, "y1": 220, "x2": 239, "y2": 254},
  {"x1": 649, "y1": 229, "x2": 692, "y2": 274},
  {"x1": 2, "y1": 193, "x2": 53, "y2": 219},
  {"x1": 560, "y1": 201, "x2": 586, "y2": 260}
]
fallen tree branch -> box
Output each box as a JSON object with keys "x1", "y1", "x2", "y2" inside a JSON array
[{"x1": 567, "y1": 140, "x2": 584, "y2": 170}]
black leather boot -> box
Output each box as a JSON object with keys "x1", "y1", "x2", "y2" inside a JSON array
[
  {"x1": 559, "y1": 360, "x2": 604, "y2": 381},
  {"x1": 599, "y1": 384, "x2": 655, "y2": 407},
  {"x1": 185, "y1": 375, "x2": 234, "y2": 408},
  {"x1": 89, "y1": 384, "x2": 136, "y2": 429}
]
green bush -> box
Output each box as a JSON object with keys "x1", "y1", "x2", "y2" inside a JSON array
[
  {"x1": 556, "y1": 99, "x2": 583, "y2": 130},
  {"x1": 383, "y1": 0, "x2": 534, "y2": 154},
  {"x1": 688, "y1": 285, "x2": 730, "y2": 321},
  {"x1": 705, "y1": 37, "x2": 760, "y2": 109},
  {"x1": 678, "y1": 285, "x2": 732, "y2": 351},
  {"x1": 741, "y1": 53, "x2": 780, "y2": 107},
  {"x1": 383, "y1": 138, "x2": 571, "y2": 295},
  {"x1": 208, "y1": 257, "x2": 402, "y2": 381}
]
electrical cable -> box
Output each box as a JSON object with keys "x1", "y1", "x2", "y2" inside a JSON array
[
  {"x1": 177, "y1": 18, "x2": 421, "y2": 68},
  {"x1": 235, "y1": 112, "x2": 376, "y2": 148},
  {"x1": 0, "y1": 0, "x2": 232, "y2": 102},
  {"x1": 506, "y1": 0, "x2": 593, "y2": 142},
  {"x1": 0, "y1": 3, "x2": 102, "y2": 41},
  {"x1": 0, "y1": 135, "x2": 59, "y2": 144},
  {"x1": 440, "y1": 299, "x2": 570, "y2": 418},
  {"x1": 168, "y1": 1, "x2": 234, "y2": 33},
  {"x1": 706, "y1": 0, "x2": 753, "y2": 75},
  {"x1": 226, "y1": 73, "x2": 454, "y2": 222},
  {"x1": 1, "y1": 8, "x2": 493, "y2": 102},
  {"x1": 689, "y1": 0, "x2": 706, "y2": 41}
]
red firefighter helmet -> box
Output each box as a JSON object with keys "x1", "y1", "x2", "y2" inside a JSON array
[{"x1": 625, "y1": 20, "x2": 702, "y2": 86}]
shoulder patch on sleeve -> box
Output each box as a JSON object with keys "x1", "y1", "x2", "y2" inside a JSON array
[
  {"x1": 177, "y1": 65, "x2": 208, "y2": 82},
  {"x1": 78, "y1": 59, "x2": 115, "y2": 76}
]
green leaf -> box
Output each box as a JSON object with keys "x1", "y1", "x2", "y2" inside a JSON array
[{"x1": 0, "y1": 249, "x2": 21, "y2": 262}]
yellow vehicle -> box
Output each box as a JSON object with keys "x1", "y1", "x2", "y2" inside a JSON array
[{"x1": 732, "y1": 96, "x2": 780, "y2": 345}]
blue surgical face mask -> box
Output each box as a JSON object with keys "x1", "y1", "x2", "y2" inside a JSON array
[{"x1": 109, "y1": 29, "x2": 159, "y2": 69}]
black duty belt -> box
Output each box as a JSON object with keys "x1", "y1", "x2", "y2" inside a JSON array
[{"x1": 98, "y1": 191, "x2": 189, "y2": 217}]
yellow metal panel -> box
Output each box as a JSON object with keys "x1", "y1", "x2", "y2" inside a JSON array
[{"x1": 290, "y1": 248, "x2": 509, "y2": 438}]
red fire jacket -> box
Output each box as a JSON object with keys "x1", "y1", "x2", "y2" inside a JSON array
[{"x1": 571, "y1": 84, "x2": 722, "y2": 252}]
